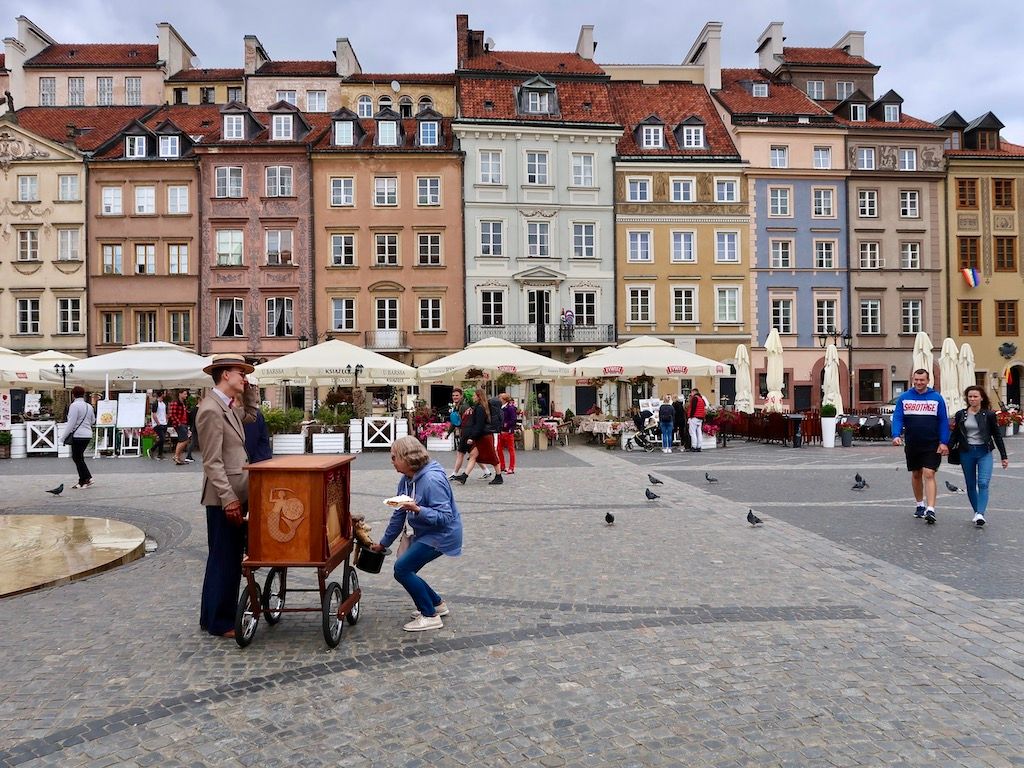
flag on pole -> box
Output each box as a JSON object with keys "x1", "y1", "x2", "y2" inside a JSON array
[{"x1": 961, "y1": 267, "x2": 980, "y2": 287}]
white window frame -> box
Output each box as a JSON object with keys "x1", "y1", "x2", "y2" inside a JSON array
[
  {"x1": 671, "y1": 286, "x2": 697, "y2": 323},
  {"x1": 850, "y1": 103, "x2": 866, "y2": 122},
  {"x1": 375, "y1": 233, "x2": 399, "y2": 266},
  {"x1": 857, "y1": 147, "x2": 875, "y2": 170},
  {"x1": 419, "y1": 298, "x2": 443, "y2": 331},
  {"x1": 884, "y1": 104, "x2": 900, "y2": 122},
  {"x1": 418, "y1": 121, "x2": 439, "y2": 146},
  {"x1": 16, "y1": 298, "x2": 40, "y2": 334},
  {"x1": 752, "y1": 82, "x2": 769, "y2": 98},
  {"x1": 901, "y1": 242, "x2": 921, "y2": 270},
  {"x1": 375, "y1": 297, "x2": 399, "y2": 330},
  {"x1": 168, "y1": 244, "x2": 189, "y2": 274},
  {"x1": 671, "y1": 230, "x2": 695, "y2": 263},
  {"x1": 126, "y1": 136, "x2": 147, "y2": 158},
  {"x1": 334, "y1": 121, "x2": 354, "y2": 146},
  {"x1": 814, "y1": 240, "x2": 836, "y2": 269},
  {"x1": 571, "y1": 153, "x2": 594, "y2": 186},
  {"x1": 627, "y1": 230, "x2": 652, "y2": 263},
  {"x1": 266, "y1": 297, "x2": 294, "y2": 337},
  {"x1": 836, "y1": 81, "x2": 854, "y2": 100},
  {"x1": 859, "y1": 241, "x2": 881, "y2": 269},
  {"x1": 417, "y1": 233, "x2": 442, "y2": 266},
  {"x1": 306, "y1": 90, "x2": 327, "y2": 112},
  {"x1": 57, "y1": 297, "x2": 82, "y2": 334},
  {"x1": 167, "y1": 185, "x2": 189, "y2": 214},
  {"x1": 682, "y1": 126, "x2": 704, "y2": 148},
  {"x1": 101, "y1": 311, "x2": 123, "y2": 344},
  {"x1": 813, "y1": 146, "x2": 832, "y2": 169},
  {"x1": 806, "y1": 80, "x2": 824, "y2": 99},
  {"x1": 330, "y1": 233, "x2": 355, "y2": 266},
  {"x1": 377, "y1": 120, "x2": 398, "y2": 146},
  {"x1": 332, "y1": 297, "x2": 355, "y2": 331},
  {"x1": 815, "y1": 298, "x2": 838, "y2": 335},
  {"x1": 168, "y1": 310, "x2": 191, "y2": 344},
  {"x1": 527, "y1": 221, "x2": 550, "y2": 257},
  {"x1": 858, "y1": 189, "x2": 878, "y2": 218},
  {"x1": 39, "y1": 77, "x2": 55, "y2": 106},
  {"x1": 57, "y1": 228, "x2": 79, "y2": 261},
  {"x1": 158, "y1": 135, "x2": 179, "y2": 158},
  {"x1": 58, "y1": 174, "x2": 80, "y2": 201},
  {"x1": 770, "y1": 239, "x2": 792, "y2": 269},
  {"x1": 135, "y1": 244, "x2": 156, "y2": 275},
  {"x1": 374, "y1": 177, "x2": 398, "y2": 206},
  {"x1": 417, "y1": 177, "x2": 441, "y2": 206},
  {"x1": 768, "y1": 187, "x2": 791, "y2": 217},
  {"x1": 216, "y1": 230, "x2": 244, "y2": 266},
  {"x1": 898, "y1": 148, "x2": 917, "y2": 171},
  {"x1": 899, "y1": 190, "x2": 920, "y2": 218},
  {"x1": 479, "y1": 150, "x2": 502, "y2": 184},
  {"x1": 480, "y1": 221, "x2": 503, "y2": 257},
  {"x1": 715, "y1": 178, "x2": 738, "y2": 202},
  {"x1": 860, "y1": 299, "x2": 881, "y2": 334},
  {"x1": 572, "y1": 222, "x2": 596, "y2": 259},
  {"x1": 812, "y1": 187, "x2": 834, "y2": 218},
  {"x1": 330, "y1": 177, "x2": 354, "y2": 207},
  {"x1": 265, "y1": 230, "x2": 293, "y2": 265},
  {"x1": 526, "y1": 90, "x2": 551, "y2": 114},
  {"x1": 640, "y1": 125, "x2": 663, "y2": 149},
  {"x1": 276, "y1": 90, "x2": 297, "y2": 105},
  {"x1": 627, "y1": 287, "x2": 653, "y2": 324},
  {"x1": 271, "y1": 115, "x2": 293, "y2": 141},
  {"x1": 901, "y1": 299, "x2": 923, "y2": 334},
  {"x1": 771, "y1": 298, "x2": 794, "y2": 334},
  {"x1": 97, "y1": 76, "x2": 113, "y2": 105},
  {"x1": 627, "y1": 177, "x2": 651, "y2": 202},
  {"x1": 573, "y1": 291, "x2": 597, "y2": 326},
  {"x1": 101, "y1": 187, "x2": 123, "y2": 215},
  {"x1": 266, "y1": 166, "x2": 293, "y2": 197},
  {"x1": 715, "y1": 231, "x2": 739, "y2": 263},
  {"x1": 671, "y1": 177, "x2": 696, "y2": 202},
  {"x1": 715, "y1": 287, "x2": 740, "y2": 323},
  {"x1": 769, "y1": 145, "x2": 789, "y2": 168},
  {"x1": 480, "y1": 290, "x2": 504, "y2": 325},
  {"x1": 17, "y1": 175, "x2": 38, "y2": 201},
  {"x1": 215, "y1": 299, "x2": 245, "y2": 338},
  {"x1": 102, "y1": 244, "x2": 123, "y2": 274},
  {"x1": 134, "y1": 186, "x2": 155, "y2": 215},
  {"x1": 357, "y1": 95, "x2": 373, "y2": 118},
  {"x1": 223, "y1": 114, "x2": 244, "y2": 140},
  {"x1": 525, "y1": 151, "x2": 549, "y2": 185},
  {"x1": 215, "y1": 167, "x2": 243, "y2": 198}
]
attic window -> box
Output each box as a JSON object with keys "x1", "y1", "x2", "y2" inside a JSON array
[
  {"x1": 641, "y1": 125, "x2": 664, "y2": 149},
  {"x1": 681, "y1": 125, "x2": 704, "y2": 148},
  {"x1": 798, "y1": 116, "x2": 810, "y2": 124},
  {"x1": 128, "y1": 49, "x2": 138, "y2": 58},
  {"x1": 418, "y1": 121, "x2": 439, "y2": 146},
  {"x1": 67, "y1": 49, "x2": 76, "y2": 57},
  {"x1": 125, "y1": 136, "x2": 147, "y2": 158},
  {"x1": 271, "y1": 114, "x2": 293, "y2": 140},
  {"x1": 527, "y1": 90, "x2": 552, "y2": 114},
  {"x1": 159, "y1": 135, "x2": 180, "y2": 158},
  {"x1": 757, "y1": 116, "x2": 769, "y2": 124},
  {"x1": 378, "y1": 120, "x2": 398, "y2": 146},
  {"x1": 752, "y1": 82, "x2": 769, "y2": 98},
  {"x1": 334, "y1": 120, "x2": 354, "y2": 146},
  {"x1": 484, "y1": 100, "x2": 494, "y2": 111},
  {"x1": 582, "y1": 101, "x2": 592, "y2": 111},
  {"x1": 224, "y1": 114, "x2": 244, "y2": 140},
  {"x1": 883, "y1": 104, "x2": 900, "y2": 122},
  {"x1": 850, "y1": 104, "x2": 866, "y2": 122}
]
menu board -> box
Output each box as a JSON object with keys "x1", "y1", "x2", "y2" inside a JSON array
[
  {"x1": 96, "y1": 400, "x2": 118, "y2": 428},
  {"x1": 0, "y1": 390, "x2": 10, "y2": 430},
  {"x1": 116, "y1": 393, "x2": 148, "y2": 429}
]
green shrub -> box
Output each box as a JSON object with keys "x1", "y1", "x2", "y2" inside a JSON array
[
  {"x1": 262, "y1": 406, "x2": 305, "y2": 435},
  {"x1": 0, "y1": 431, "x2": 12, "y2": 446},
  {"x1": 820, "y1": 404, "x2": 838, "y2": 418}
]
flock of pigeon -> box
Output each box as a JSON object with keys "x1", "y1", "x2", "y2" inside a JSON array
[{"x1": 606, "y1": 469, "x2": 766, "y2": 527}]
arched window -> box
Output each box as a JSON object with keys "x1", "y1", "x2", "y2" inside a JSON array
[
  {"x1": 377, "y1": 95, "x2": 392, "y2": 111},
  {"x1": 418, "y1": 95, "x2": 434, "y2": 113},
  {"x1": 399, "y1": 96, "x2": 413, "y2": 118},
  {"x1": 357, "y1": 95, "x2": 372, "y2": 118}
]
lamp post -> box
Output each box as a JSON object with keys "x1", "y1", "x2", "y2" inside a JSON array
[
  {"x1": 53, "y1": 362, "x2": 74, "y2": 388},
  {"x1": 817, "y1": 326, "x2": 854, "y2": 409},
  {"x1": 344, "y1": 363, "x2": 364, "y2": 388},
  {"x1": 298, "y1": 334, "x2": 309, "y2": 350}
]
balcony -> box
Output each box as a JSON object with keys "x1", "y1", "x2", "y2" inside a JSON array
[
  {"x1": 468, "y1": 324, "x2": 615, "y2": 345},
  {"x1": 364, "y1": 330, "x2": 409, "y2": 350}
]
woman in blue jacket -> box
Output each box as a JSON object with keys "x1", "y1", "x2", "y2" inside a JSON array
[
  {"x1": 372, "y1": 436, "x2": 463, "y2": 631},
  {"x1": 948, "y1": 385, "x2": 1009, "y2": 527}
]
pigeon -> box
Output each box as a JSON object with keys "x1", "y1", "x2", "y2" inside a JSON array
[
  {"x1": 851, "y1": 479, "x2": 868, "y2": 491},
  {"x1": 45, "y1": 483, "x2": 64, "y2": 496},
  {"x1": 854, "y1": 473, "x2": 868, "y2": 487},
  {"x1": 605, "y1": 512, "x2": 615, "y2": 525},
  {"x1": 945, "y1": 480, "x2": 965, "y2": 494},
  {"x1": 705, "y1": 472, "x2": 718, "y2": 483},
  {"x1": 648, "y1": 474, "x2": 664, "y2": 485},
  {"x1": 645, "y1": 488, "x2": 660, "y2": 500},
  {"x1": 747, "y1": 509, "x2": 763, "y2": 526}
]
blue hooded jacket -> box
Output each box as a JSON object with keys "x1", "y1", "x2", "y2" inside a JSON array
[
  {"x1": 379, "y1": 459, "x2": 463, "y2": 556},
  {"x1": 891, "y1": 386, "x2": 950, "y2": 446}
]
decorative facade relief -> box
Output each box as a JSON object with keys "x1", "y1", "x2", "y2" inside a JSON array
[
  {"x1": 0, "y1": 131, "x2": 52, "y2": 176},
  {"x1": 957, "y1": 214, "x2": 979, "y2": 230}
]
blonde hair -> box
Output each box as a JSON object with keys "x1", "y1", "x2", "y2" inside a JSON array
[
  {"x1": 499, "y1": 392, "x2": 512, "y2": 404},
  {"x1": 391, "y1": 435, "x2": 430, "y2": 472}
]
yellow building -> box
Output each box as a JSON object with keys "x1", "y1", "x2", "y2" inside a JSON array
[{"x1": 941, "y1": 110, "x2": 1024, "y2": 406}]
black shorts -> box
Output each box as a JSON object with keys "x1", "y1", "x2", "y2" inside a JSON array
[
  {"x1": 905, "y1": 444, "x2": 941, "y2": 472},
  {"x1": 458, "y1": 436, "x2": 472, "y2": 454},
  {"x1": 174, "y1": 425, "x2": 190, "y2": 442}
]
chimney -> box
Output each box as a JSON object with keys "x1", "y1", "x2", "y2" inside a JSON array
[
  {"x1": 335, "y1": 38, "x2": 361, "y2": 77},
  {"x1": 833, "y1": 30, "x2": 865, "y2": 58},
  {"x1": 755, "y1": 21, "x2": 784, "y2": 71},
  {"x1": 243, "y1": 34, "x2": 269, "y2": 75},
  {"x1": 456, "y1": 14, "x2": 469, "y2": 68},
  {"x1": 575, "y1": 25, "x2": 595, "y2": 60},
  {"x1": 685, "y1": 21, "x2": 722, "y2": 90}
]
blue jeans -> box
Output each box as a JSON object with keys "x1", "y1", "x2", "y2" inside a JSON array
[
  {"x1": 394, "y1": 540, "x2": 444, "y2": 616},
  {"x1": 660, "y1": 422, "x2": 674, "y2": 449},
  {"x1": 959, "y1": 444, "x2": 994, "y2": 516}
]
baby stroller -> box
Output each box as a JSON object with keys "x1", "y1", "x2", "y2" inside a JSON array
[{"x1": 624, "y1": 410, "x2": 659, "y2": 452}]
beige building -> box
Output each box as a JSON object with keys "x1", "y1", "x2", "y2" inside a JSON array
[
  {"x1": 0, "y1": 114, "x2": 87, "y2": 355},
  {"x1": 164, "y1": 69, "x2": 244, "y2": 107},
  {"x1": 3, "y1": 16, "x2": 194, "y2": 109}
]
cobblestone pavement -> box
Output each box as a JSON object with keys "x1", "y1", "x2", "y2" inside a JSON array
[{"x1": 1, "y1": 439, "x2": 1023, "y2": 767}]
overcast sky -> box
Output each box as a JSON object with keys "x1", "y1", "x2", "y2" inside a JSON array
[{"x1": 11, "y1": 0, "x2": 1024, "y2": 141}]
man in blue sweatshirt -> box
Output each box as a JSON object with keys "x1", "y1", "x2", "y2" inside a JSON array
[{"x1": 891, "y1": 369, "x2": 950, "y2": 524}]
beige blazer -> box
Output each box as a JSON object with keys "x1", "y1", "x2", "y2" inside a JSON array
[{"x1": 197, "y1": 387, "x2": 258, "y2": 508}]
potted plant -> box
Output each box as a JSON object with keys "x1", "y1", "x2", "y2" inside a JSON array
[
  {"x1": 311, "y1": 406, "x2": 350, "y2": 454},
  {"x1": 419, "y1": 421, "x2": 453, "y2": 452},
  {"x1": 0, "y1": 430, "x2": 11, "y2": 459},
  {"x1": 700, "y1": 420, "x2": 720, "y2": 450},
  {"x1": 839, "y1": 419, "x2": 856, "y2": 448},
  {"x1": 532, "y1": 421, "x2": 557, "y2": 451},
  {"x1": 820, "y1": 403, "x2": 838, "y2": 448},
  {"x1": 264, "y1": 407, "x2": 306, "y2": 454},
  {"x1": 140, "y1": 425, "x2": 157, "y2": 458}
]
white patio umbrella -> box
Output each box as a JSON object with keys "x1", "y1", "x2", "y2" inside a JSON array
[
  {"x1": 939, "y1": 337, "x2": 962, "y2": 413},
  {"x1": 958, "y1": 343, "x2": 976, "y2": 398},
  {"x1": 763, "y1": 328, "x2": 785, "y2": 413},
  {"x1": 251, "y1": 338, "x2": 416, "y2": 387},
  {"x1": 417, "y1": 337, "x2": 573, "y2": 384},
  {"x1": 38, "y1": 342, "x2": 213, "y2": 390},
  {"x1": 571, "y1": 335, "x2": 728, "y2": 379},
  {"x1": 912, "y1": 331, "x2": 934, "y2": 380},
  {"x1": 733, "y1": 344, "x2": 754, "y2": 414},
  {"x1": 27, "y1": 350, "x2": 80, "y2": 362},
  {"x1": 0, "y1": 350, "x2": 51, "y2": 388},
  {"x1": 822, "y1": 343, "x2": 844, "y2": 414}
]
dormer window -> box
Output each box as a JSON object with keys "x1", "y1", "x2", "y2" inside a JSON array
[
  {"x1": 334, "y1": 121, "x2": 354, "y2": 146},
  {"x1": 224, "y1": 114, "x2": 244, "y2": 140},
  {"x1": 978, "y1": 131, "x2": 999, "y2": 151},
  {"x1": 272, "y1": 115, "x2": 293, "y2": 140},
  {"x1": 125, "y1": 136, "x2": 147, "y2": 157},
  {"x1": 850, "y1": 104, "x2": 866, "y2": 122},
  {"x1": 378, "y1": 95, "x2": 392, "y2": 111},
  {"x1": 884, "y1": 104, "x2": 900, "y2": 122},
  {"x1": 378, "y1": 120, "x2": 398, "y2": 146},
  {"x1": 681, "y1": 125, "x2": 704, "y2": 148},
  {"x1": 527, "y1": 91, "x2": 551, "y2": 114},
  {"x1": 159, "y1": 135, "x2": 180, "y2": 158},
  {"x1": 641, "y1": 125, "x2": 664, "y2": 148},
  {"x1": 752, "y1": 82, "x2": 769, "y2": 98},
  {"x1": 357, "y1": 96, "x2": 372, "y2": 118},
  {"x1": 419, "y1": 121, "x2": 439, "y2": 147}
]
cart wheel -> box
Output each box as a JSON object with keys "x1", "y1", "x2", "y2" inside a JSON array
[
  {"x1": 321, "y1": 581, "x2": 344, "y2": 648},
  {"x1": 343, "y1": 566, "x2": 360, "y2": 625},
  {"x1": 624, "y1": 439, "x2": 635, "y2": 452},
  {"x1": 234, "y1": 587, "x2": 259, "y2": 648},
  {"x1": 261, "y1": 567, "x2": 286, "y2": 625}
]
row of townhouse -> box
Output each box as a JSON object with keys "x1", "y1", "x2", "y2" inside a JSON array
[{"x1": 2, "y1": 14, "x2": 1023, "y2": 411}]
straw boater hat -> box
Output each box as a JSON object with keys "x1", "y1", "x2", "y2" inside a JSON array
[{"x1": 203, "y1": 353, "x2": 255, "y2": 376}]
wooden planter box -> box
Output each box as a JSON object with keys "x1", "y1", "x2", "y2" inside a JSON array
[
  {"x1": 272, "y1": 434, "x2": 307, "y2": 455},
  {"x1": 426, "y1": 436, "x2": 454, "y2": 452},
  {"x1": 311, "y1": 432, "x2": 347, "y2": 454}
]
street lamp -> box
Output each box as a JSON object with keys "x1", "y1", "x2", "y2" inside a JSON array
[
  {"x1": 344, "y1": 363, "x2": 364, "y2": 388},
  {"x1": 817, "y1": 326, "x2": 854, "y2": 408},
  {"x1": 298, "y1": 335, "x2": 309, "y2": 350},
  {"x1": 53, "y1": 362, "x2": 74, "y2": 387}
]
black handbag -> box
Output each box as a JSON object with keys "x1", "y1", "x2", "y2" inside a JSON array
[{"x1": 947, "y1": 445, "x2": 961, "y2": 465}]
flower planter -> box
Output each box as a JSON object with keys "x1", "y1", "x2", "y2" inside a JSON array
[
  {"x1": 821, "y1": 416, "x2": 837, "y2": 448},
  {"x1": 840, "y1": 430, "x2": 854, "y2": 448},
  {"x1": 536, "y1": 432, "x2": 549, "y2": 450},
  {"x1": 522, "y1": 428, "x2": 535, "y2": 451},
  {"x1": 700, "y1": 434, "x2": 717, "y2": 450},
  {"x1": 0, "y1": 444, "x2": 10, "y2": 459},
  {"x1": 141, "y1": 436, "x2": 155, "y2": 458},
  {"x1": 312, "y1": 432, "x2": 347, "y2": 454},
  {"x1": 426, "y1": 436, "x2": 454, "y2": 452},
  {"x1": 272, "y1": 434, "x2": 306, "y2": 455},
  {"x1": 9, "y1": 424, "x2": 27, "y2": 459},
  {"x1": 1006, "y1": 425, "x2": 1014, "y2": 438}
]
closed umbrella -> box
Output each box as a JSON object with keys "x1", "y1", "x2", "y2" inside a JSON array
[
  {"x1": 939, "y1": 337, "x2": 962, "y2": 413},
  {"x1": 733, "y1": 344, "x2": 754, "y2": 414},
  {"x1": 958, "y1": 343, "x2": 976, "y2": 399},
  {"x1": 912, "y1": 332, "x2": 934, "y2": 380},
  {"x1": 763, "y1": 328, "x2": 785, "y2": 413},
  {"x1": 822, "y1": 343, "x2": 843, "y2": 415}
]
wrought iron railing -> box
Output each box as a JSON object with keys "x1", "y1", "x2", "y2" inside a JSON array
[
  {"x1": 467, "y1": 324, "x2": 615, "y2": 345},
  {"x1": 364, "y1": 330, "x2": 408, "y2": 349}
]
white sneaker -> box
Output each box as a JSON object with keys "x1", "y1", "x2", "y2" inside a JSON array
[
  {"x1": 403, "y1": 614, "x2": 443, "y2": 631},
  {"x1": 410, "y1": 601, "x2": 449, "y2": 619},
  {"x1": 480, "y1": 470, "x2": 493, "y2": 479},
  {"x1": 973, "y1": 513, "x2": 986, "y2": 527}
]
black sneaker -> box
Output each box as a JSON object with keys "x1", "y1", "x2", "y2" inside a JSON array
[
  {"x1": 914, "y1": 506, "x2": 926, "y2": 519},
  {"x1": 453, "y1": 473, "x2": 468, "y2": 485},
  {"x1": 925, "y1": 509, "x2": 936, "y2": 524},
  {"x1": 488, "y1": 474, "x2": 503, "y2": 485}
]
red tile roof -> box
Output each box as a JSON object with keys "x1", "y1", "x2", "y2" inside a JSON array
[
  {"x1": 90, "y1": 104, "x2": 226, "y2": 159},
  {"x1": 25, "y1": 44, "x2": 160, "y2": 69},
  {"x1": 254, "y1": 61, "x2": 336, "y2": 76},
  {"x1": 716, "y1": 69, "x2": 831, "y2": 117},
  {"x1": 947, "y1": 140, "x2": 1024, "y2": 158},
  {"x1": 166, "y1": 68, "x2": 244, "y2": 83},
  {"x1": 308, "y1": 115, "x2": 456, "y2": 152},
  {"x1": 15, "y1": 106, "x2": 156, "y2": 151},
  {"x1": 345, "y1": 73, "x2": 456, "y2": 85},
  {"x1": 609, "y1": 81, "x2": 738, "y2": 158},
  {"x1": 834, "y1": 113, "x2": 940, "y2": 132},
  {"x1": 461, "y1": 50, "x2": 604, "y2": 76},
  {"x1": 459, "y1": 78, "x2": 617, "y2": 124},
  {"x1": 780, "y1": 47, "x2": 875, "y2": 68}
]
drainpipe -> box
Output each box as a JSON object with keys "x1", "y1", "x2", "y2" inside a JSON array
[{"x1": 844, "y1": 174, "x2": 854, "y2": 409}]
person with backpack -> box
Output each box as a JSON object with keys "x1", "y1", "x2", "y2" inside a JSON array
[
  {"x1": 658, "y1": 395, "x2": 676, "y2": 453},
  {"x1": 451, "y1": 389, "x2": 502, "y2": 485}
]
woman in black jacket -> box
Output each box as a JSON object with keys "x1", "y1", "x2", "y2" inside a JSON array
[
  {"x1": 948, "y1": 385, "x2": 1009, "y2": 527},
  {"x1": 451, "y1": 389, "x2": 502, "y2": 485}
]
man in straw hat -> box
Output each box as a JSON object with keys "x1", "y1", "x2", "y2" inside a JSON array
[{"x1": 196, "y1": 353, "x2": 259, "y2": 638}]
